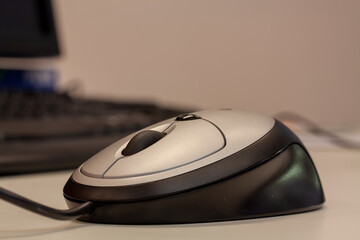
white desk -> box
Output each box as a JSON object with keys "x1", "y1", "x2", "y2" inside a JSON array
[{"x1": 0, "y1": 146, "x2": 359, "y2": 240}]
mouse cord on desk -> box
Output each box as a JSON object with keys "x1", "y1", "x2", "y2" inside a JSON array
[{"x1": 0, "y1": 186, "x2": 94, "y2": 220}]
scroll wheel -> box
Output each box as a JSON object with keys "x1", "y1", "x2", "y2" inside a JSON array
[{"x1": 122, "y1": 130, "x2": 166, "y2": 156}]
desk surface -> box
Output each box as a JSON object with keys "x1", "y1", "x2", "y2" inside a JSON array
[{"x1": 0, "y1": 145, "x2": 359, "y2": 240}]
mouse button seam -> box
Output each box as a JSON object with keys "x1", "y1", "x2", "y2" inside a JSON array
[
  {"x1": 200, "y1": 118, "x2": 227, "y2": 147},
  {"x1": 161, "y1": 121, "x2": 176, "y2": 132},
  {"x1": 102, "y1": 156, "x2": 124, "y2": 179}
]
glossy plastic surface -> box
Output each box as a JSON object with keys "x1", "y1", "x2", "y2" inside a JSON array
[{"x1": 65, "y1": 144, "x2": 325, "y2": 224}]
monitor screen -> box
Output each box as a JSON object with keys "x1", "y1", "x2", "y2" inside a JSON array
[{"x1": 0, "y1": 0, "x2": 60, "y2": 57}]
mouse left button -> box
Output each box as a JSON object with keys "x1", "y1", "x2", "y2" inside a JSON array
[
  {"x1": 79, "y1": 122, "x2": 175, "y2": 179},
  {"x1": 80, "y1": 140, "x2": 128, "y2": 178}
]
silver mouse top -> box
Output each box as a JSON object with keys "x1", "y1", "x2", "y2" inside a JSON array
[{"x1": 72, "y1": 109, "x2": 275, "y2": 187}]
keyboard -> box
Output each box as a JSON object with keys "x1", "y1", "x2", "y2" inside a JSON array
[{"x1": 0, "y1": 90, "x2": 188, "y2": 175}]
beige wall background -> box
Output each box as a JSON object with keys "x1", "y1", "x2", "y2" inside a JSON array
[{"x1": 7, "y1": 0, "x2": 360, "y2": 125}]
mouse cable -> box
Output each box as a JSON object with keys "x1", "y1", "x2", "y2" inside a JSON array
[
  {"x1": 0, "y1": 186, "x2": 94, "y2": 220},
  {"x1": 275, "y1": 111, "x2": 360, "y2": 149}
]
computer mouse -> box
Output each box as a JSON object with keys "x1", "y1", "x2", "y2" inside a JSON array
[{"x1": 63, "y1": 109, "x2": 325, "y2": 224}]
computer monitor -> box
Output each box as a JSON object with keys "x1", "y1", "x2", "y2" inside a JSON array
[{"x1": 0, "y1": 0, "x2": 60, "y2": 57}]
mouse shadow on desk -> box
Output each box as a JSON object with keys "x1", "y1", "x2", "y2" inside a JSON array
[
  {"x1": 120, "y1": 206, "x2": 327, "y2": 229},
  {"x1": 0, "y1": 222, "x2": 91, "y2": 239}
]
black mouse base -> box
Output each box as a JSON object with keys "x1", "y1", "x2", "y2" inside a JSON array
[{"x1": 65, "y1": 144, "x2": 325, "y2": 224}]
